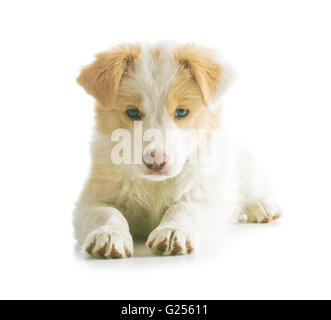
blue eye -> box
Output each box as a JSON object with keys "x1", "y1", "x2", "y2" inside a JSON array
[
  {"x1": 175, "y1": 108, "x2": 189, "y2": 119},
  {"x1": 126, "y1": 108, "x2": 141, "y2": 120}
]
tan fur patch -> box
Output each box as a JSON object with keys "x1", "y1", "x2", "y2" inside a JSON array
[
  {"x1": 174, "y1": 44, "x2": 223, "y2": 106},
  {"x1": 95, "y1": 81, "x2": 144, "y2": 135},
  {"x1": 167, "y1": 68, "x2": 221, "y2": 130},
  {"x1": 77, "y1": 44, "x2": 140, "y2": 108},
  {"x1": 151, "y1": 47, "x2": 161, "y2": 59}
]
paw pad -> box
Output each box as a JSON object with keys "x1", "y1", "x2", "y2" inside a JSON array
[
  {"x1": 83, "y1": 226, "x2": 133, "y2": 259},
  {"x1": 146, "y1": 227, "x2": 194, "y2": 256}
]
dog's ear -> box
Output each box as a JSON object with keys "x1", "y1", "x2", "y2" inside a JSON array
[
  {"x1": 174, "y1": 44, "x2": 234, "y2": 106},
  {"x1": 77, "y1": 44, "x2": 140, "y2": 107}
]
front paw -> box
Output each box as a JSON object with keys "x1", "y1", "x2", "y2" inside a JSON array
[
  {"x1": 146, "y1": 227, "x2": 194, "y2": 256},
  {"x1": 83, "y1": 226, "x2": 133, "y2": 259}
]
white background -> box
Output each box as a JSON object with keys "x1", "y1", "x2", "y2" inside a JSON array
[{"x1": 0, "y1": 0, "x2": 330, "y2": 300}]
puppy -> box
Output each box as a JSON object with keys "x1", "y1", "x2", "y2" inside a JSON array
[{"x1": 74, "y1": 42, "x2": 281, "y2": 258}]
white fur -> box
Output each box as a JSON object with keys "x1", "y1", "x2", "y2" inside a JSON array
[{"x1": 74, "y1": 42, "x2": 281, "y2": 258}]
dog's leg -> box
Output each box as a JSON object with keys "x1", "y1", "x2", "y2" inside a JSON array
[
  {"x1": 238, "y1": 148, "x2": 282, "y2": 223},
  {"x1": 74, "y1": 204, "x2": 133, "y2": 259},
  {"x1": 245, "y1": 200, "x2": 282, "y2": 223},
  {"x1": 146, "y1": 203, "x2": 195, "y2": 255}
]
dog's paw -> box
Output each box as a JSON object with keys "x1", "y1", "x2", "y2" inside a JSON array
[
  {"x1": 246, "y1": 200, "x2": 282, "y2": 223},
  {"x1": 146, "y1": 227, "x2": 194, "y2": 256},
  {"x1": 83, "y1": 226, "x2": 133, "y2": 259}
]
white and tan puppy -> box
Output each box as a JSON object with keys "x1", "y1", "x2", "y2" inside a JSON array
[{"x1": 74, "y1": 42, "x2": 281, "y2": 259}]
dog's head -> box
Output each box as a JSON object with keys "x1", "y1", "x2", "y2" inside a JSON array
[{"x1": 77, "y1": 43, "x2": 234, "y2": 181}]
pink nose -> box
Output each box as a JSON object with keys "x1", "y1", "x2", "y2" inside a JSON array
[{"x1": 143, "y1": 150, "x2": 167, "y2": 171}]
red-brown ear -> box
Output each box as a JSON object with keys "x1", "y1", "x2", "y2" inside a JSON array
[
  {"x1": 174, "y1": 44, "x2": 231, "y2": 106},
  {"x1": 77, "y1": 44, "x2": 140, "y2": 107}
]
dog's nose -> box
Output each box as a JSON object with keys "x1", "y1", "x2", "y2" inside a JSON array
[{"x1": 143, "y1": 150, "x2": 167, "y2": 171}]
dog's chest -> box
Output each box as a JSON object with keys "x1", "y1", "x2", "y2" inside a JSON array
[{"x1": 115, "y1": 180, "x2": 173, "y2": 239}]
